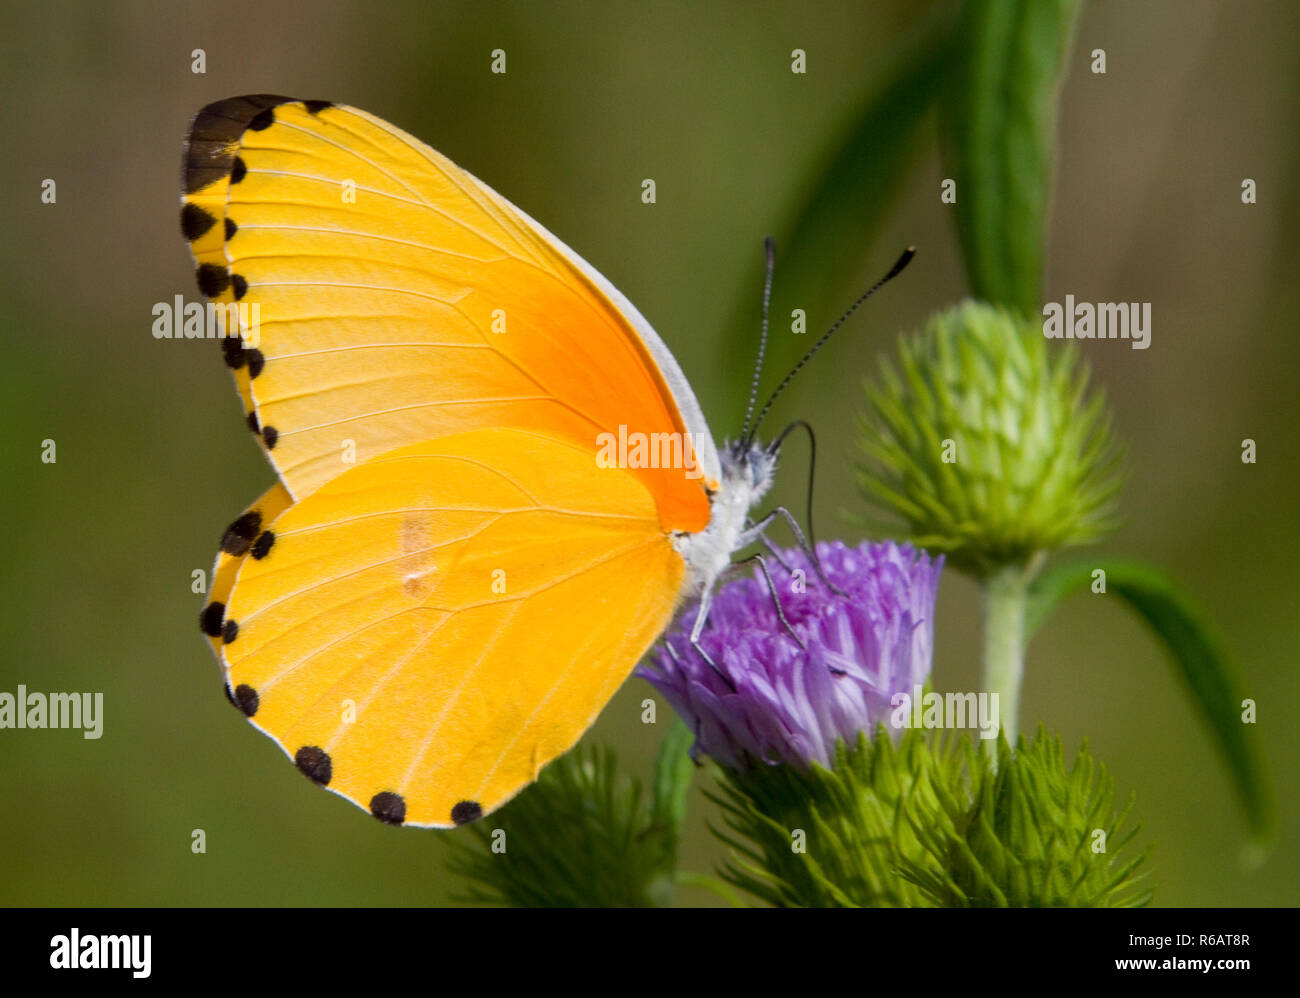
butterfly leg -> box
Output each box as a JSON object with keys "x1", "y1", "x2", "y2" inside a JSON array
[
  {"x1": 746, "y1": 517, "x2": 794, "y2": 572},
  {"x1": 745, "y1": 506, "x2": 847, "y2": 598},
  {"x1": 662, "y1": 642, "x2": 711, "y2": 756},
  {"x1": 683, "y1": 548, "x2": 806, "y2": 686},
  {"x1": 736, "y1": 509, "x2": 779, "y2": 549},
  {"x1": 685, "y1": 585, "x2": 738, "y2": 692},
  {"x1": 731, "y1": 552, "x2": 805, "y2": 649}
]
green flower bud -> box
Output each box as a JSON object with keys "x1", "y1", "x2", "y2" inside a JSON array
[
  {"x1": 899, "y1": 728, "x2": 1153, "y2": 908},
  {"x1": 710, "y1": 726, "x2": 955, "y2": 907},
  {"x1": 858, "y1": 300, "x2": 1122, "y2": 576},
  {"x1": 710, "y1": 726, "x2": 1152, "y2": 908},
  {"x1": 443, "y1": 732, "x2": 691, "y2": 907}
]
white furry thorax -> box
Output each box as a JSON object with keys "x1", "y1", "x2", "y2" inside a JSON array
[{"x1": 672, "y1": 440, "x2": 777, "y2": 596}]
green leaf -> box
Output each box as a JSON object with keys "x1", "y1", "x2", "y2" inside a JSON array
[
  {"x1": 719, "y1": 24, "x2": 955, "y2": 423},
  {"x1": 651, "y1": 717, "x2": 696, "y2": 833},
  {"x1": 1027, "y1": 559, "x2": 1275, "y2": 853},
  {"x1": 940, "y1": 0, "x2": 1081, "y2": 316}
]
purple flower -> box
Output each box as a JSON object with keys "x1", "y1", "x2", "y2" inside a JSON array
[{"x1": 639, "y1": 540, "x2": 943, "y2": 770}]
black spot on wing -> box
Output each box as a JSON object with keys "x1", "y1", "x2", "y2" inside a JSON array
[
  {"x1": 233, "y1": 683, "x2": 259, "y2": 717},
  {"x1": 196, "y1": 263, "x2": 230, "y2": 298},
  {"x1": 231, "y1": 273, "x2": 248, "y2": 301},
  {"x1": 224, "y1": 217, "x2": 237, "y2": 240},
  {"x1": 182, "y1": 94, "x2": 293, "y2": 194},
  {"x1": 303, "y1": 100, "x2": 334, "y2": 114},
  {"x1": 451, "y1": 800, "x2": 483, "y2": 825},
  {"x1": 246, "y1": 348, "x2": 265, "y2": 379},
  {"x1": 230, "y1": 156, "x2": 247, "y2": 184},
  {"x1": 246, "y1": 410, "x2": 260, "y2": 434},
  {"x1": 370, "y1": 792, "x2": 406, "y2": 825},
  {"x1": 180, "y1": 203, "x2": 217, "y2": 241},
  {"x1": 250, "y1": 531, "x2": 275, "y2": 560},
  {"x1": 222, "y1": 618, "x2": 239, "y2": 644},
  {"x1": 295, "y1": 746, "x2": 332, "y2": 785},
  {"x1": 221, "y1": 511, "x2": 262, "y2": 556},
  {"x1": 220, "y1": 336, "x2": 245, "y2": 370},
  {"x1": 262, "y1": 425, "x2": 278, "y2": 449},
  {"x1": 248, "y1": 108, "x2": 275, "y2": 131},
  {"x1": 200, "y1": 601, "x2": 226, "y2": 637}
]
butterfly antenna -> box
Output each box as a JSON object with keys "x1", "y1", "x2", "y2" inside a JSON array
[
  {"x1": 745, "y1": 246, "x2": 914, "y2": 446},
  {"x1": 740, "y1": 236, "x2": 777, "y2": 444}
]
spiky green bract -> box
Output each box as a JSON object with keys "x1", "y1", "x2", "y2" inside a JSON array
[
  {"x1": 443, "y1": 730, "x2": 693, "y2": 907},
  {"x1": 708, "y1": 726, "x2": 957, "y2": 907},
  {"x1": 858, "y1": 300, "x2": 1122, "y2": 577},
  {"x1": 709, "y1": 725, "x2": 1152, "y2": 908},
  {"x1": 901, "y1": 727, "x2": 1153, "y2": 907}
]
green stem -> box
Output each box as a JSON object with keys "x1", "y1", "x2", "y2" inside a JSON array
[
  {"x1": 675, "y1": 870, "x2": 749, "y2": 908},
  {"x1": 981, "y1": 557, "x2": 1041, "y2": 752}
]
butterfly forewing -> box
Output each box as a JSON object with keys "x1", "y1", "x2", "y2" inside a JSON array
[{"x1": 182, "y1": 97, "x2": 710, "y2": 530}]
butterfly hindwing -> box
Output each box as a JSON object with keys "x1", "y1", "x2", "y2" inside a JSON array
[
  {"x1": 215, "y1": 428, "x2": 684, "y2": 827},
  {"x1": 200, "y1": 481, "x2": 294, "y2": 670}
]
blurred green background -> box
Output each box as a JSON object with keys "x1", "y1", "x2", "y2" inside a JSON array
[{"x1": 1, "y1": 0, "x2": 1295, "y2": 906}]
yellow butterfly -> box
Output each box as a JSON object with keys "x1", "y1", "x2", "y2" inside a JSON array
[{"x1": 183, "y1": 95, "x2": 910, "y2": 828}]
